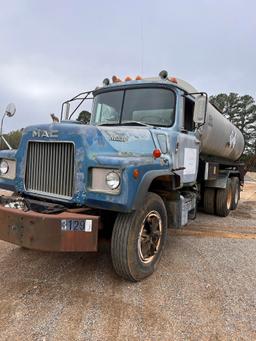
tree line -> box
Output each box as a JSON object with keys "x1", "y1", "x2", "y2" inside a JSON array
[
  {"x1": 210, "y1": 93, "x2": 256, "y2": 170},
  {"x1": 0, "y1": 129, "x2": 23, "y2": 150},
  {"x1": 210, "y1": 93, "x2": 256, "y2": 155}
]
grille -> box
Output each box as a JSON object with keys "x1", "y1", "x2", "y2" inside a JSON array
[{"x1": 25, "y1": 141, "x2": 74, "y2": 198}]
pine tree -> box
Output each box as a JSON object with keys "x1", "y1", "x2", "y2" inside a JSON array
[
  {"x1": 210, "y1": 93, "x2": 256, "y2": 154},
  {"x1": 0, "y1": 129, "x2": 23, "y2": 150}
]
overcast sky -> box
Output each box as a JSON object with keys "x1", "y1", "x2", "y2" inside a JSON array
[{"x1": 0, "y1": 0, "x2": 255, "y2": 132}]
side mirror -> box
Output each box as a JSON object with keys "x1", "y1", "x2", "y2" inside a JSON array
[
  {"x1": 1, "y1": 103, "x2": 16, "y2": 150},
  {"x1": 193, "y1": 94, "x2": 207, "y2": 124},
  {"x1": 5, "y1": 103, "x2": 16, "y2": 117},
  {"x1": 63, "y1": 102, "x2": 70, "y2": 120}
]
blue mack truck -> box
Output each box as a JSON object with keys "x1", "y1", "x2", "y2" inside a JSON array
[{"x1": 0, "y1": 71, "x2": 245, "y2": 281}]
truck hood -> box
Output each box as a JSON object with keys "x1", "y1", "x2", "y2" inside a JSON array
[
  {"x1": 9, "y1": 123, "x2": 169, "y2": 205},
  {"x1": 22, "y1": 123, "x2": 156, "y2": 157}
]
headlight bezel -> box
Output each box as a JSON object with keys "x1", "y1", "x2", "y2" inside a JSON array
[
  {"x1": 0, "y1": 158, "x2": 16, "y2": 179},
  {"x1": 90, "y1": 168, "x2": 121, "y2": 195}
]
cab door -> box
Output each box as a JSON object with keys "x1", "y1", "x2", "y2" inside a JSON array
[{"x1": 175, "y1": 96, "x2": 200, "y2": 185}]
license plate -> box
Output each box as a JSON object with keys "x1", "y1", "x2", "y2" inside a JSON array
[{"x1": 61, "y1": 219, "x2": 92, "y2": 232}]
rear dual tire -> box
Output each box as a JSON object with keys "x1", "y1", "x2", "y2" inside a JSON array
[
  {"x1": 204, "y1": 177, "x2": 239, "y2": 217},
  {"x1": 203, "y1": 188, "x2": 216, "y2": 215},
  {"x1": 215, "y1": 178, "x2": 232, "y2": 217},
  {"x1": 230, "y1": 177, "x2": 240, "y2": 210}
]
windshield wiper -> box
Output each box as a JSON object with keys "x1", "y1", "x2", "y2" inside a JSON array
[
  {"x1": 120, "y1": 121, "x2": 152, "y2": 127},
  {"x1": 97, "y1": 121, "x2": 152, "y2": 127},
  {"x1": 97, "y1": 122, "x2": 120, "y2": 126}
]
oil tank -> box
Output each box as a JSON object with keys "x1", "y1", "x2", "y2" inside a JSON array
[{"x1": 177, "y1": 78, "x2": 245, "y2": 161}]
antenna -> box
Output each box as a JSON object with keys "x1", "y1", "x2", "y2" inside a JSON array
[{"x1": 140, "y1": 15, "x2": 144, "y2": 75}]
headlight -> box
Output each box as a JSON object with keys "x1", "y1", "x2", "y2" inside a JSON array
[
  {"x1": 0, "y1": 160, "x2": 9, "y2": 175},
  {"x1": 106, "y1": 171, "x2": 120, "y2": 190}
]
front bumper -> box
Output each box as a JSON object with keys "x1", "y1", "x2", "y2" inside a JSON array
[{"x1": 0, "y1": 204, "x2": 100, "y2": 252}]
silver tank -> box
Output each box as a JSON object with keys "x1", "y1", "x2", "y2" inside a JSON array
[
  {"x1": 176, "y1": 78, "x2": 245, "y2": 161},
  {"x1": 197, "y1": 103, "x2": 244, "y2": 161}
]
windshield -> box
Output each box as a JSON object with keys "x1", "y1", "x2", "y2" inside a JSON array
[{"x1": 91, "y1": 88, "x2": 175, "y2": 127}]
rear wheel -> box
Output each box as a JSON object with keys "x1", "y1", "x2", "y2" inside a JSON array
[
  {"x1": 204, "y1": 188, "x2": 216, "y2": 215},
  {"x1": 215, "y1": 178, "x2": 232, "y2": 217},
  {"x1": 111, "y1": 192, "x2": 167, "y2": 282},
  {"x1": 230, "y1": 177, "x2": 240, "y2": 210}
]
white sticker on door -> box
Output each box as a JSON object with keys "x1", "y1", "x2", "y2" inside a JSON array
[{"x1": 183, "y1": 148, "x2": 197, "y2": 175}]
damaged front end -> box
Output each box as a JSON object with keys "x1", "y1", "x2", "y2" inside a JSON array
[
  {"x1": 0, "y1": 109, "x2": 171, "y2": 252},
  {"x1": 0, "y1": 195, "x2": 100, "y2": 252}
]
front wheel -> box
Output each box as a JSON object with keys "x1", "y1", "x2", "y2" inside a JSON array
[{"x1": 111, "y1": 192, "x2": 167, "y2": 282}]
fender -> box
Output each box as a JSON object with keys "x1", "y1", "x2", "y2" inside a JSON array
[
  {"x1": 132, "y1": 169, "x2": 181, "y2": 210},
  {"x1": 205, "y1": 170, "x2": 240, "y2": 189}
]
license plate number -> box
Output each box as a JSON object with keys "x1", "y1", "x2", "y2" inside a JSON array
[{"x1": 61, "y1": 220, "x2": 92, "y2": 232}]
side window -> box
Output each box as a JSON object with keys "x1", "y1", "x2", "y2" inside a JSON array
[{"x1": 184, "y1": 97, "x2": 195, "y2": 131}]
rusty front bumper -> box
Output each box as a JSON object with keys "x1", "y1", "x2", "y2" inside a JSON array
[{"x1": 0, "y1": 205, "x2": 100, "y2": 252}]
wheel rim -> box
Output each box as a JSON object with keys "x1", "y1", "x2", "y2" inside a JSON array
[
  {"x1": 138, "y1": 210, "x2": 162, "y2": 264},
  {"x1": 227, "y1": 187, "x2": 232, "y2": 209}
]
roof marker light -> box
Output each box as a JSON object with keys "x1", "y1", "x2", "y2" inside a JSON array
[
  {"x1": 169, "y1": 77, "x2": 178, "y2": 84},
  {"x1": 112, "y1": 75, "x2": 122, "y2": 83},
  {"x1": 135, "y1": 75, "x2": 142, "y2": 80},
  {"x1": 125, "y1": 76, "x2": 132, "y2": 81}
]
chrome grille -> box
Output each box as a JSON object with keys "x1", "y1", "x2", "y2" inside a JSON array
[{"x1": 25, "y1": 141, "x2": 74, "y2": 198}]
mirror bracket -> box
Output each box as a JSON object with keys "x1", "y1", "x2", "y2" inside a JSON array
[
  {"x1": 0, "y1": 135, "x2": 12, "y2": 150},
  {"x1": 60, "y1": 90, "x2": 93, "y2": 121}
]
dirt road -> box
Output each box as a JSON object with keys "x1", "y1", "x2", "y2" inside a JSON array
[{"x1": 0, "y1": 182, "x2": 256, "y2": 340}]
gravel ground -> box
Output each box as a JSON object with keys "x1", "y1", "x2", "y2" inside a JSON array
[{"x1": 0, "y1": 183, "x2": 256, "y2": 340}]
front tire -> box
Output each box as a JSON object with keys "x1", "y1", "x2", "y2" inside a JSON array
[{"x1": 111, "y1": 192, "x2": 167, "y2": 282}]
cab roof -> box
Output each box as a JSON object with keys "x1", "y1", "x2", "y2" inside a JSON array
[{"x1": 96, "y1": 75, "x2": 198, "y2": 95}]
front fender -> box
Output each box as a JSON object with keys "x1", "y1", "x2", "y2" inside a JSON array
[{"x1": 132, "y1": 169, "x2": 180, "y2": 210}]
